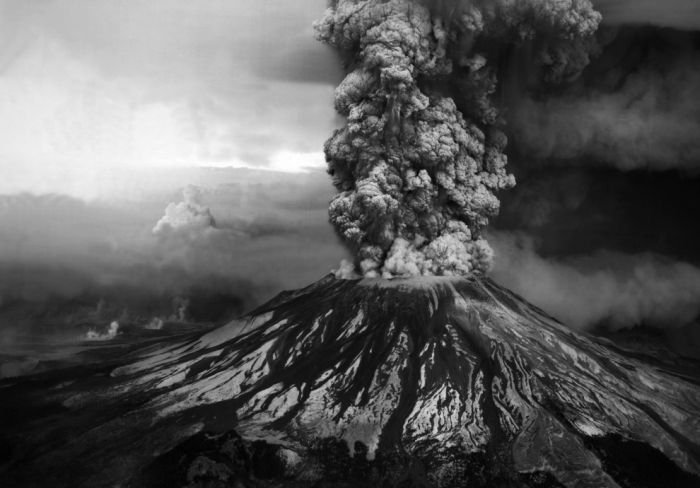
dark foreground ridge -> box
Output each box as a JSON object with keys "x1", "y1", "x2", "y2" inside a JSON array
[{"x1": 1, "y1": 275, "x2": 700, "y2": 487}]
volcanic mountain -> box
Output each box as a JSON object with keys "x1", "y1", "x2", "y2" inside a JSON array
[{"x1": 2, "y1": 275, "x2": 700, "y2": 487}]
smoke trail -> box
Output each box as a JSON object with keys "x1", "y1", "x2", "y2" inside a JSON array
[{"x1": 316, "y1": 0, "x2": 601, "y2": 278}]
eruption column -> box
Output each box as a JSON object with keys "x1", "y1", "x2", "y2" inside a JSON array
[{"x1": 315, "y1": 0, "x2": 601, "y2": 278}]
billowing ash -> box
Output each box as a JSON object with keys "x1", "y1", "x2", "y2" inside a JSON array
[
  {"x1": 153, "y1": 185, "x2": 217, "y2": 236},
  {"x1": 315, "y1": 0, "x2": 601, "y2": 278}
]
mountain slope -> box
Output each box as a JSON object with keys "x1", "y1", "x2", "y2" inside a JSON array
[{"x1": 2, "y1": 275, "x2": 700, "y2": 487}]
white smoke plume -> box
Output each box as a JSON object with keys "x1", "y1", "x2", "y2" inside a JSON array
[
  {"x1": 145, "y1": 317, "x2": 165, "y2": 330},
  {"x1": 491, "y1": 232, "x2": 700, "y2": 330},
  {"x1": 153, "y1": 185, "x2": 216, "y2": 236},
  {"x1": 316, "y1": 0, "x2": 602, "y2": 278},
  {"x1": 334, "y1": 259, "x2": 361, "y2": 279}
]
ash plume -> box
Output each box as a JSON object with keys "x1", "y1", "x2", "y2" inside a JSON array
[
  {"x1": 316, "y1": 0, "x2": 601, "y2": 278},
  {"x1": 153, "y1": 185, "x2": 216, "y2": 236}
]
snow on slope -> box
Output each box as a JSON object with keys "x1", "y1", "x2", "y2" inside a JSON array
[{"x1": 3, "y1": 274, "x2": 700, "y2": 487}]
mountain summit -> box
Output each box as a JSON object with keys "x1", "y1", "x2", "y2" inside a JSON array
[{"x1": 3, "y1": 275, "x2": 700, "y2": 487}]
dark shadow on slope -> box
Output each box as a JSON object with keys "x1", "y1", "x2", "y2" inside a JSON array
[{"x1": 584, "y1": 434, "x2": 700, "y2": 488}]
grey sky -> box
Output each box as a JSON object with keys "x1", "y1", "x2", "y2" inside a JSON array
[
  {"x1": 593, "y1": 0, "x2": 700, "y2": 30},
  {"x1": 0, "y1": 0, "x2": 342, "y2": 196}
]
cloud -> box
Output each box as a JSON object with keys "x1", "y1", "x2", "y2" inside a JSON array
[
  {"x1": 509, "y1": 48, "x2": 700, "y2": 171},
  {"x1": 592, "y1": 0, "x2": 700, "y2": 30},
  {"x1": 153, "y1": 185, "x2": 217, "y2": 236},
  {"x1": 494, "y1": 167, "x2": 700, "y2": 265},
  {"x1": 490, "y1": 232, "x2": 700, "y2": 330}
]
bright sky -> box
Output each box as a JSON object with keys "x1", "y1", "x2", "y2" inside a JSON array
[{"x1": 0, "y1": 0, "x2": 342, "y2": 198}]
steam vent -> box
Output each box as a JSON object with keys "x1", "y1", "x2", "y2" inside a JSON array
[{"x1": 3, "y1": 275, "x2": 700, "y2": 487}]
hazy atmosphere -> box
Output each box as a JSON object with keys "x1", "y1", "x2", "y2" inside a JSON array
[{"x1": 2, "y1": 0, "x2": 700, "y2": 350}]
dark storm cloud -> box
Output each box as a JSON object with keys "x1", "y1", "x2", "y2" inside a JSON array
[
  {"x1": 495, "y1": 168, "x2": 700, "y2": 261},
  {"x1": 508, "y1": 29, "x2": 700, "y2": 171},
  {"x1": 592, "y1": 0, "x2": 700, "y2": 30}
]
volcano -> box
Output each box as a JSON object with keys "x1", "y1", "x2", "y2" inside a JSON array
[{"x1": 2, "y1": 275, "x2": 700, "y2": 487}]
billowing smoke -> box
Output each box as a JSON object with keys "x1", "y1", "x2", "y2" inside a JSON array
[
  {"x1": 316, "y1": 0, "x2": 602, "y2": 278},
  {"x1": 84, "y1": 321, "x2": 120, "y2": 341},
  {"x1": 491, "y1": 232, "x2": 700, "y2": 330},
  {"x1": 153, "y1": 185, "x2": 216, "y2": 236}
]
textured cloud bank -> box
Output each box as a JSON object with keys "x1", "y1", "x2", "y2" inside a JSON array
[
  {"x1": 592, "y1": 0, "x2": 700, "y2": 30},
  {"x1": 317, "y1": 0, "x2": 603, "y2": 278},
  {"x1": 493, "y1": 14, "x2": 700, "y2": 333},
  {"x1": 491, "y1": 232, "x2": 700, "y2": 330},
  {"x1": 510, "y1": 31, "x2": 700, "y2": 171}
]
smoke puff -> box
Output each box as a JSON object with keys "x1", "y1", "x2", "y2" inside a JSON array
[
  {"x1": 316, "y1": 0, "x2": 601, "y2": 278},
  {"x1": 490, "y1": 232, "x2": 700, "y2": 330},
  {"x1": 153, "y1": 185, "x2": 216, "y2": 235},
  {"x1": 334, "y1": 259, "x2": 361, "y2": 279}
]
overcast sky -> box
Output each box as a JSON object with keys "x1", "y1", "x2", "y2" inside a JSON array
[
  {"x1": 3, "y1": 0, "x2": 698, "y2": 199},
  {"x1": 0, "y1": 0, "x2": 342, "y2": 197}
]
